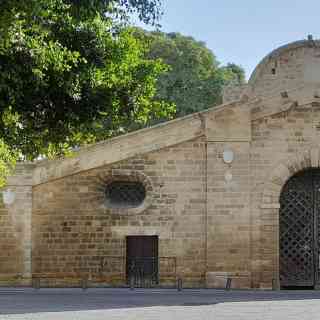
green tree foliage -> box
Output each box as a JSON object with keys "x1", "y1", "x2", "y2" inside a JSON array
[
  {"x1": 0, "y1": 141, "x2": 16, "y2": 187},
  {"x1": 0, "y1": 0, "x2": 174, "y2": 186},
  {"x1": 220, "y1": 63, "x2": 246, "y2": 85},
  {"x1": 137, "y1": 31, "x2": 245, "y2": 117}
]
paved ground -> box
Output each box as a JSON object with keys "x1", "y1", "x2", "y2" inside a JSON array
[{"x1": 1, "y1": 288, "x2": 320, "y2": 319}]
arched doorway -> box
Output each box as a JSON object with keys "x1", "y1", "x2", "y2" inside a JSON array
[{"x1": 279, "y1": 169, "x2": 320, "y2": 288}]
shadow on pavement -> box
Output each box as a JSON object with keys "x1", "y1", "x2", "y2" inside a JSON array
[{"x1": 1, "y1": 288, "x2": 320, "y2": 315}]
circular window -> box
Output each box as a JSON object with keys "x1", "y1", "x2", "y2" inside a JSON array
[{"x1": 105, "y1": 181, "x2": 146, "y2": 208}]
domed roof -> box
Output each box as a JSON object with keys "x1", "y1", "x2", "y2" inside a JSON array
[
  {"x1": 248, "y1": 38, "x2": 320, "y2": 97},
  {"x1": 249, "y1": 39, "x2": 320, "y2": 84}
]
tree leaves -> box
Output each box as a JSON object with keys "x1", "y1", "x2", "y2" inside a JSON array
[
  {"x1": 0, "y1": 140, "x2": 17, "y2": 188},
  {"x1": 0, "y1": 0, "x2": 171, "y2": 184},
  {"x1": 137, "y1": 30, "x2": 246, "y2": 118}
]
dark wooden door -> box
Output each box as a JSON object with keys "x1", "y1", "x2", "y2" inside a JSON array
[
  {"x1": 279, "y1": 169, "x2": 320, "y2": 288},
  {"x1": 126, "y1": 236, "x2": 158, "y2": 287}
]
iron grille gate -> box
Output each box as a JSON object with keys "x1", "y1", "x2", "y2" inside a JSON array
[
  {"x1": 127, "y1": 257, "x2": 159, "y2": 287},
  {"x1": 105, "y1": 181, "x2": 146, "y2": 207},
  {"x1": 126, "y1": 236, "x2": 159, "y2": 288},
  {"x1": 279, "y1": 169, "x2": 320, "y2": 288}
]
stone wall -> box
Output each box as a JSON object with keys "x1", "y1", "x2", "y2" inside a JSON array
[
  {"x1": 249, "y1": 40, "x2": 320, "y2": 98},
  {"x1": 32, "y1": 138, "x2": 207, "y2": 287},
  {"x1": 250, "y1": 101, "x2": 320, "y2": 288},
  {"x1": 1, "y1": 39, "x2": 320, "y2": 289},
  {"x1": 205, "y1": 141, "x2": 251, "y2": 288},
  {"x1": 0, "y1": 163, "x2": 34, "y2": 286}
]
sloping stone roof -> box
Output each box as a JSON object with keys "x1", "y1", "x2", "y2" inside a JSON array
[
  {"x1": 32, "y1": 99, "x2": 251, "y2": 185},
  {"x1": 28, "y1": 38, "x2": 320, "y2": 185}
]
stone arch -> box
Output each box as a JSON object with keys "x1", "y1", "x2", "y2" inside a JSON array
[
  {"x1": 257, "y1": 148, "x2": 320, "y2": 289},
  {"x1": 261, "y1": 148, "x2": 320, "y2": 209}
]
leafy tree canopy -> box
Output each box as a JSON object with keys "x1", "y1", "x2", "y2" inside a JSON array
[
  {"x1": 0, "y1": 0, "x2": 174, "y2": 185},
  {"x1": 135, "y1": 30, "x2": 245, "y2": 117}
]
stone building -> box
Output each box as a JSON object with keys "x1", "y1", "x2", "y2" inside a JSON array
[{"x1": 2, "y1": 38, "x2": 320, "y2": 289}]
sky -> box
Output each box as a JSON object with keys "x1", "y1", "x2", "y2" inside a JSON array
[{"x1": 136, "y1": 0, "x2": 320, "y2": 79}]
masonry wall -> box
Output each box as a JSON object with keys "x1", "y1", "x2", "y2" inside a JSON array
[
  {"x1": 0, "y1": 163, "x2": 33, "y2": 286},
  {"x1": 251, "y1": 45, "x2": 307, "y2": 98},
  {"x1": 32, "y1": 138, "x2": 207, "y2": 287},
  {"x1": 2, "y1": 40, "x2": 320, "y2": 290},
  {"x1": 203, "y1": 101, "x2": 320, "y2": 289},
  {"x1": 249, "y1": 102, "x2": 320, "y2": 288},
  {"x1": 251, "y1": 43, "x2": 320, "y2": 99},
  {"x1": 247, "y1": 42, "x2": 320, "y2": 288},
  {"x1": 205, "y1": 141, "x2": 251, "y2": 288}
]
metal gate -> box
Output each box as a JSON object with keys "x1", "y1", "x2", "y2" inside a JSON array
[
  {"x1": 279, "y1": 169, "x2": 320, "y2": 288},
  {"x1": 126, "y1": 236, "x2": 159, "y2": 287}
]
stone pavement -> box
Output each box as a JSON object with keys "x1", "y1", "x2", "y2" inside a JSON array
[
  {"x1": 1, "y1": 301, "x2": 320, "y2": 320},
  {"x1": 1, "y1": 288, "x2": 320, "y2": 319}
]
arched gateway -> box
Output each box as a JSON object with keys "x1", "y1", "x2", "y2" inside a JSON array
[
  {"x1": 280, "y1": 169, "x2": 320, "y2": 288},
  {"x1": 4, "y1": 38, "x2": 320, "y2": 289}
]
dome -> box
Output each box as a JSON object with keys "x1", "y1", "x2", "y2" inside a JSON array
[{"x1": 248, "y1": 39, "x2": 320, "y2": 98}]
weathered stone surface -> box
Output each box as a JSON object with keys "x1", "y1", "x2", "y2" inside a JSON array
[
  {"x1": 205, "y1": 103, "x2": 251, "y2": 142},
  {"x1": 32, "y1": 114, "x2": 205, "y2": 186},
  {"x1": 0, "y1": 163, "x2": 34, "y2": 285},
  {"x1": 206, "y1": 271, "x2": 251, "y2": 289},
  {"x1": 31, "y1": 138, "x2": 207, "y2": 287},
  {"x1": 3, "y1": 39, "x2": 320, "y2": 289}
]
